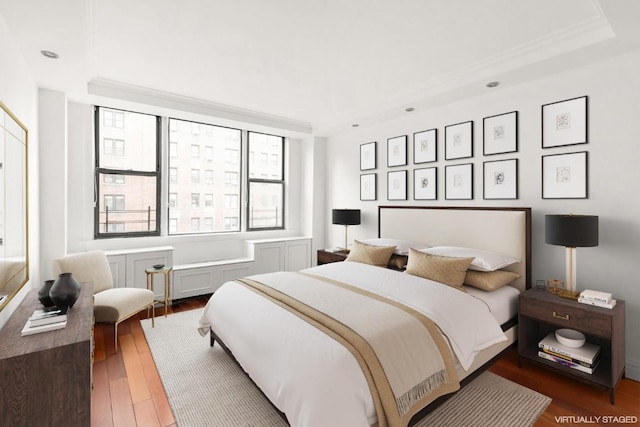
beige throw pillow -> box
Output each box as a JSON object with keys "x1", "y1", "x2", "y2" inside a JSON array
[
  {"x1": 345, "y1": 240, "x2": 396, "y2": 267},
  {"x1": 464, "y1": 269, "x2": 520, "y2": 291},
  {"x1": 405, "y1": 248, "x2": 473, "y2": 291}
]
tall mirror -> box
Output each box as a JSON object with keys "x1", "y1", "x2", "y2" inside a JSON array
[{"x1": 0, "y1": 101, "x2": 29, "y2": 310}]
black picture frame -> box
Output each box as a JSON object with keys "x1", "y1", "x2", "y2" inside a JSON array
[
  {"x1": 360, "y1": 173, "x2": 377, "y2": 201},
  {"x1": 483, "y1": 111, "x2": 518, "y2": 155},
  {"x1": 413, "y1": 167, "x2": 437, "y2": 200},
  {"x1": 542, "y1": 96, "x2": 588, "y2": 148},
  {"x1": 360, "y1": 141, "x2": 377, "y2": 170},
  {"x1": 387, "y1": 170, "x2": 407, "y2": 200},
  {"x1": 445, "y1": 163, "x2": 473, "y2": 200},
  {"x1": 387, "y1": 135, "x2": 408, "y2": 167},
  {"x1": 483, "y1": 158, "x2": 518, "y2": 200},
  {"x1": 445, "y1": 120, "x2": 473, "y2": 160},
  {"x1": 413, "y1": 128, "x2": 437, "y2": 164},
  {"x1": 542, "y1": 151, "x2": 588, "y2": 199}
]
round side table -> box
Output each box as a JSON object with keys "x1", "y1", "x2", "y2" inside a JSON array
[{"x1": 145, "y1": 266, "x2": 173, "y2": 317}]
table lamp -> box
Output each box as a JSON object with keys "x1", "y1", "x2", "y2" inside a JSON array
[
  {"x1": 545, "y1": 214, "x2": 598, "y2": 299},
  {"x1": 332, "y1": 209, "x2": 361, "y2": 252}
]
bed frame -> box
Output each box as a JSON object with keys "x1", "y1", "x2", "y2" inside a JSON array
[{"x1": 212, "y1": 205, "x2": 532, "y2": 426}]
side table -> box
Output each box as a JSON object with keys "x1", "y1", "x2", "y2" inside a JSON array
[{"x1": 145, "y1": 266, "x2": 173, "y2": 317}]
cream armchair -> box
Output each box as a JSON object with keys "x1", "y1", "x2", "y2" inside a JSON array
[{"x1": 52, "y1": 250, "x2": 155, "y2": 351}]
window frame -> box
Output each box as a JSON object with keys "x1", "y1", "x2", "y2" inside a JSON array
[
  {"x1": 247, "y1": 131, "x2": 285, "y2": 231},
  {"x1": 94, "y1": 106, "x2": 161, "y2": 238}
]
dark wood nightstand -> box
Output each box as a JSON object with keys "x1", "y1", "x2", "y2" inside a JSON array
[
  {"x1": 317, "y1": 249, "x2": 348, "y2": 265},
  {"x1": 518, "y1": 288, "x2": 625, "y2": 404}
]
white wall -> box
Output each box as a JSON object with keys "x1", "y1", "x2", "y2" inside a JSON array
[
  {"x1": 325, "y1": 49, "x2": 640, "y2": 381},
  {"x1": 0, "y1": 14, "x2": 39, "y2": 328}
]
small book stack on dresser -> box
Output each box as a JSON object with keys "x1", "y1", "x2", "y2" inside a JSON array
[{"x1": 20, "y1": 307, "x2": 67, "y2": 336}]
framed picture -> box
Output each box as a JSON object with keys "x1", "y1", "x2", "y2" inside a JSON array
[
  {"x1": 413, "y1": 167, "x2": 437, "y2": 200},
  {"x1": 483, "y1": 159, "x2": 518, "y2": 199},
  {"x1": 445, "y1": 163, "x2": 473, "y2": 200},
  {"x1": 387, "y1": 135, "x2": 408, "y2": 167},
  {"x1": 445, "y1": 121, "x2": 473, "y2": 160},
  {"x1": 542, "y1": 151, "x2": 588, "y2": 199},
  {"x1": 360, "y1": 173, "x2": 377, "y2": 201},
  {"x1": 413, "y1": 129, "x2": 437, "y2": 164},
  {"x1": 387, "y1": 170, "x2": 407, "y2": 200},
  {"x1": 360, "y1": 142, "x2": 376, "y2": 170},
  {"x1": 542, "y1": 96, "x2": 587, "y2": 148},
  {"x1": 483, "y1": 111, "x2": 518, "y2": 155}
]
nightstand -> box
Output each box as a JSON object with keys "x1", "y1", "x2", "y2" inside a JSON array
[
  {"x1": 317, "y1": 249, "x2": 348, "y2": 265},
  {"x1": 518, "y1": 288, "x2": 626, "y2": 404}
]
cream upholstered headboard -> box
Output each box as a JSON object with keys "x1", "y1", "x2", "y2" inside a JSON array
[{"x1": 378, "y1": 206, "x2": 531, "y2": 292}]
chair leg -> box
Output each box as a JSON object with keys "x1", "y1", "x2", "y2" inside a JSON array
[
  {"x1": 152, "y1": 303, "x2": 155, "y2": 328},
  {"x1": 114, "y1": 321, "x2": 119, "y2": 352}
]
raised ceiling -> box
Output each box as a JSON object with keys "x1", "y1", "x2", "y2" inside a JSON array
[{"x1": 1, "y1": 0, "x2": 639, "y2": 134}]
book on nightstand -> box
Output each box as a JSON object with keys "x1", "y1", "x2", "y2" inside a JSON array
[
  {"x1": 537, "y1": 350, "x2": 600, "y2": 374},
  {"x1": 538, "y1": 333, "x2": 601, "y2": 365}
]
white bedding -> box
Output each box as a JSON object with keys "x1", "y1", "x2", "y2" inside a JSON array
[
  {"x1": 198, "y1": 262, "x2": 507, "y2": 427},
  {"x1": 464, "y1": 284, "x2": 520, "y2": 325}
]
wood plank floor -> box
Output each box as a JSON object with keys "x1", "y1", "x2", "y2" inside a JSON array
[{"x1": 92, "y1": 296, "x2": 639, "y2": 426}]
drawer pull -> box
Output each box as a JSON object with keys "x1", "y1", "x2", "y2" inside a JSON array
[{"x1": 552, "y1": 311, "x2": 570, "y2": 320}]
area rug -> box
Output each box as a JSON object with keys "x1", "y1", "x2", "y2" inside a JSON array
[{"x1": 141, "y1": 309, "x2": 550, "y2": 427}]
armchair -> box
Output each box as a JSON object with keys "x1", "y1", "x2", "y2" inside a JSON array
[{"x1": 52, "y1": 250, "x2": 155, "y2": 351}]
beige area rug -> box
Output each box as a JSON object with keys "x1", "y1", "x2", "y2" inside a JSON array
[{"x1": 141, "y1": 309, "x2": 550, "y2": 427}]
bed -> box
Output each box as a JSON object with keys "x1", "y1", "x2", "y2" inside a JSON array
[{"x1": 198, "y1": 206, "x2": 531, "y2": 426}]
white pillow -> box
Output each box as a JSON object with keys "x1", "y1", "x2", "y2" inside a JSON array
[
  {"x1": 359, "y1": 238, "x2": 429, "y2": 256},
  {"x1": 419, "y1": 246, "x2": 520, "y2": 272}
]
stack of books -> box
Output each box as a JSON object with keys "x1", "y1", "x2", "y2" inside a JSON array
[
  {"x1": 21, "y1": 307, "x2": 67, "y2": 336},
  {"x1": 538, "y1": 333, "x2": 601, "y2": 374},
  {"x1": 578, "y1": 289, "x2": 616, "y2": 309}
]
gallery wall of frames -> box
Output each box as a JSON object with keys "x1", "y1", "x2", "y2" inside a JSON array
[{"x1": 358, "y1": 96, "x2": 588, "y2": 202}]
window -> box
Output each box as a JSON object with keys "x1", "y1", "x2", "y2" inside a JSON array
[
  {"x1": 169, "y1": 193, "x2": 177, "y2": 208},
  {"x1": 191, "y1": 169, "x2": 200, "y2": 183},
  {"x1": 103, "y1": 109, "x2": 124, "y2": 128},
  {"x1": 104, "y1": 174, "x2": 125, "y2": 184},
  {"x1": 168, "y1": 118, "x2": 241, "y2": 234},
  {"x1": 247, "y1": 132, "x2": 285, "y2": 230},
  {"x1": 204, "y1": 170, "x2": 214, "y2": 185},
  {"x1": 104, "y1": 138, "x2": 125, "y2": 156},
  {"x1": 225, "y1": 194, "x2": 238, "y2": 209},
  {"x1": 191, "y1": 217, "x2": 200, "y2": 231},
  {"x1": 225, "y1": 171, "x2": 238, "y2": 186},
  {"x1": 104, "y1": 194, "x2": 125, "y2": 211},
  {"x1": 224, "y1": 217, "x2": 238, "y2": 231},
  {"x1": 225, "y1": 148, "x2": 238, "y2": 164},
  {"x1": 95, "y1": 107, "x2": 160, "y2": 237},
  {"x1": 170, "y1": 142, "x2": 178, "y2": 157}
]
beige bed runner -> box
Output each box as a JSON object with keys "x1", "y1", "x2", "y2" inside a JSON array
[{"x1": 236, "y1": 272, "x2": 459, "y2": 427}]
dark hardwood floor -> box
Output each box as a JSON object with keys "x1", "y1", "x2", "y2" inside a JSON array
[{"x1": 92, "y1": 296, "x2": 639, "y2": 426}]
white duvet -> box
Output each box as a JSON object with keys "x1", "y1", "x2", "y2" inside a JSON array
[{"x1": 198, "y1": 262, "x2": 506, "y2": 427}]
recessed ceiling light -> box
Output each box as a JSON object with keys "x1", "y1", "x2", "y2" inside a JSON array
[
  {"x1": 352, "y1": 123, "x2": 359, "y2": 127},
  {"x1": 486, "y1": 81, "x2": 499, "y2": 88},
  {"x1": 40, "y1": 50, "x2": 59, "y2": 59},
  {"x1": 405, "y1": 107, "x2": 415, "y2": 112}
]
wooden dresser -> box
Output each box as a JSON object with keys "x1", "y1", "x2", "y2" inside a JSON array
[{"x1": 0, "y1": 283, "x2": 94, "y2": 426}]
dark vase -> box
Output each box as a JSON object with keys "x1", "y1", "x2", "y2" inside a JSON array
[
  {"x1": 37, "y1": 280, "x2": 56, "y2": 307},
  {"x1": 49, "y1": 272, "x2": 81, "y2": 312}
]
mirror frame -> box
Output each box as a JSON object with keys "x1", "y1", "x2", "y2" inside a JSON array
[{"x1": 0, "y1": 100, "x2": 29, "y2": 311}]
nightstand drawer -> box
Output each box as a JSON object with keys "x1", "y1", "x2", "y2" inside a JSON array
[{"x1": 520, "y1": 298, "x2": 611, "y2": 338}]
